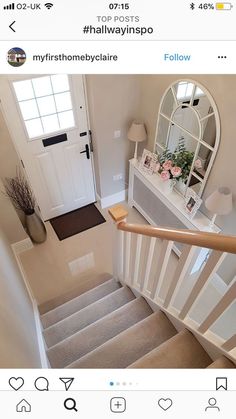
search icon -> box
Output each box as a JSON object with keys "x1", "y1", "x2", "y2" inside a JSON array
[{"x1": 64, "y1": 398, "x2": 78, "y2": 412}]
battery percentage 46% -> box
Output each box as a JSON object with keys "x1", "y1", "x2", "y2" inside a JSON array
[{"x1": 190, "y1": 3, "x2": 215, "y2": 9}]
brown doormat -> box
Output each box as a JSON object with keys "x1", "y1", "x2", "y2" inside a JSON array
[{"x1": 50, "y1": 203, "x2": 106, "y2": 241}]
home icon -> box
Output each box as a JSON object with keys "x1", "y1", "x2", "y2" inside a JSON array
[{"x1": 16, "y1": 399, "x2": 31, "y2": 413}]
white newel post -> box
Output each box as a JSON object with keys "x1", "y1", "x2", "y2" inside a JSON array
[{"x1": 108, "y1": 205, "x2": 128, "y2": 283}]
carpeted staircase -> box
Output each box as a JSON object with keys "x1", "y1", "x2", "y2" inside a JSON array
[{"x1": 39, "y1": 273, "x2": 235, "y2": 369}]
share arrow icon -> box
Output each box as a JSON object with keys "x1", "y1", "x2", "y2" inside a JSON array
[{"x1": 59, "y1": 377, "x2": 74, "y2": 391}]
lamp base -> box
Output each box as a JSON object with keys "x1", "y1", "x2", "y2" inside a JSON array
[{"x1": 133, "y1": 142, "x2": 138, "y2": 161}]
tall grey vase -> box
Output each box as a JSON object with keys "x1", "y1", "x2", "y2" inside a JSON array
[{"x1": 25, "y1": 211, "x2": 47, "y2": 244}]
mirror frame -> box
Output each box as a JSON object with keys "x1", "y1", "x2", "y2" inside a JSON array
[{"x1": 154, "y1": 79, "x2": 220, "y2": 198}]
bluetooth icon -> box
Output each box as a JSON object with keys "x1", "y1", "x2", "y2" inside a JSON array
[{"x1": 190, "y1": 2, "x2": 195, "y2": 9}]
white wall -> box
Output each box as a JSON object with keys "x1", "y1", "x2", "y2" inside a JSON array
[{"x1": 0, "y1": 229, "x2": 41, "y2": 367}]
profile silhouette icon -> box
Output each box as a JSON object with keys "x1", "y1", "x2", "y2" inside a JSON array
[{"x1": 205, "y1": 398, "x2": 220, "y2": 412}]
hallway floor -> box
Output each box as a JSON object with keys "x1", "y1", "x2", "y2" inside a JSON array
[{"x1": 20, "y1": 202, "x2": 178, "y2": 305}]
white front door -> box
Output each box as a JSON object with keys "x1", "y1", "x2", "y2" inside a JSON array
[{"x1": 0, "y1": 75, "x2": 95, "y2": 220}]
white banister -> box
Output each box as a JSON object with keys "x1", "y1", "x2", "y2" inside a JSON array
[
  {"x1": 140, "y1": 237, "x2": 156, "y2": 292},
  {"x1": 179, "y1": 250, "x2": 226, "y2": 320},
  {"x1": 124, "y1": 232, "x2": 131, "y2": 284},
  {"x1": 163, "y1": 245, "x2": 197, "y2": 309},
  {"x1": 198, "y1": 282, "x2": 236, "y2": 334},
  {"x1": 132, "y1": 234, "x2": 142, "y2": 286},
  {"x1": 222, "y1": 334, "x2": 236, "y2": 351},
  {"x1": 151, "y1": 240, "x2": 174, "y2": 300}
]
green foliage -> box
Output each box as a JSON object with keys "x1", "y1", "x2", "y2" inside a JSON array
[{"x1": 158, "y1": 137, "x2": 194, "y2": 181}]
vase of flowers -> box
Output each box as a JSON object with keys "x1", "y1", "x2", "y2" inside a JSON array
[
  {"x1": 3, "y1": 169, "x2": 47, "y2": 244},
  {"x1": 157, "y1": 138, "x2": 194, "y2": 195}
]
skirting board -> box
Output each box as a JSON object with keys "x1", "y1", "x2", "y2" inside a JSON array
[{"x1": 98, "y1": 189, "x2": 128, "y2": 209}]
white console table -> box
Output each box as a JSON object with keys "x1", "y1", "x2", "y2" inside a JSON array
[{"x1": 128, "y1": 159, "x2": 220, "y2": 271}]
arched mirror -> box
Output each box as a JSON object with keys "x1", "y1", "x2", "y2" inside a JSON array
[{"x1": 154, "y1": 79, "x2": 220, "y2": 197}]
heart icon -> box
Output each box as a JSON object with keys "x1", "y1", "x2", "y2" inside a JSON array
[
  {"x1": 158, "y1": 398, "x2": 173, "y2": 411},
  {"x1": 9, "y1": 377, "x2": 24, "y2": 391}
]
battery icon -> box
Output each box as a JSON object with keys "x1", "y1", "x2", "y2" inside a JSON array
[{"x1": 216, "y1": 3, "x2": 233, "y2": 9}]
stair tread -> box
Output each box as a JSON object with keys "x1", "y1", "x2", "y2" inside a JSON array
[
  {"x1": 207, "y1": 356, "x2": 235, "y2": 368},
  {"x1": 39, "y1": 272, "x2": 113, "y2": 314},
  {"x1": 41, "y1": 278, "x2": 120, "y2": 328},
  {"x1": 43, "y1": 286, "x2": 135, "y2": 347},
  {"x1": 66, "y1": 311, "x2": 177, "y2": 369},
  {"x1": 47, "y1": 297, "x2": 152, "y2": 368},
  {"x1": 128, "y1": 329, "x2": 212, "y2": 368}
]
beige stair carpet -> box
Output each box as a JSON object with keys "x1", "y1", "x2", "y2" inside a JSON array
[
  {"x1": 47, "y1": 297, "x2": 152, "y2": 368},
  {"x1": 128, "y1": 329, "x2": 212, "y2": 368},
  {"x1": 43, "y1": 286, "x2": 135, "y2": 347},
  {"x1": 207, "y1": 356, "x2": 235, "y2": 368},
  {"x1": 41, "y1": 278, "x2": 120, "y2": 328},
  {"x1": 67, "y1": 311, "x2": 177, "y2": 369},
  {"x1": 39, "y1": 272, "x2": 113, "y2": 314}
]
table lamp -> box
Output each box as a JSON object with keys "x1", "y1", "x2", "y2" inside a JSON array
[
  {"x1": 205, "y1": 187, "x2": 233, "y2": 228},
  {"x1": 128, "y1": 121, "x2": 147, "y2": 160}
]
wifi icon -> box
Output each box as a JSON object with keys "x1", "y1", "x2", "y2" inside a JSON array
[{"x1": 44, "y1": 2, "x2": 53, "y2": 9}]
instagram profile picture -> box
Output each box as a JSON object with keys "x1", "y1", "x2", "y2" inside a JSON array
[{"x1": 7, "y1": 47, "x2": 26, "y2": 67}]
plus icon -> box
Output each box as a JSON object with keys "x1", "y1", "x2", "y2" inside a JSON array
[{"x1": 110, "y1": 397, "x2": 126, "y2": 413}]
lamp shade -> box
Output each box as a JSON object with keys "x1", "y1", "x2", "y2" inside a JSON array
[
  {"x1": 205, "y1": 187, "x2": 233, "y2": 215},
  {"x1": 127, "y1": 121, "x2": 147, "y2": 143}
]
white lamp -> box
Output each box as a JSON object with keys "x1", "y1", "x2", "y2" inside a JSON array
[
  {"x1": 128, "y1": 121, "x2": 147, "y2": 160},
  {"x1": 205, "y1": 187, "x2": 233, "y2": 229}
]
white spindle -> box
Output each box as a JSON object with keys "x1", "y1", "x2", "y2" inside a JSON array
[
  {"x1": 222, "y1": 334, "x2": 236, "y2": 351},
  {"x1": 140, "y1": 237, "x2": 156, "y2": 292},
  {"x1": 124, "y1": 232, "x2": 131, "y2": 284},
  {"x1": 179, "y1": 250, "x2": 226, "y2": 320},
  {"x1": 163, "y1": 245, "x2": 197, "y2": 309},
  {"x1": 132, "y1": 234, "x2": 142, "y2": 286},
  {"x1": 117, "y1": 230, "x2": 125, "y2": 281},
  {"x1": 198, "y1": 282, "x2": 236, "y2": 334},
  {"x1": 151, "y1": 240, "x2": 174, "y2": 300}
]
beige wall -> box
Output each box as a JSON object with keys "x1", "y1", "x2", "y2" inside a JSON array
[
  {"x1": 86, "y1": 75, "x2": 143, "y2": 198},
  {"x1": 0, "y1": 109, "x2": 27, "y2": 243},
  {"x1": 0, "y1": 229, "x2": 41, "y2": 367},
  {"x1": 139, "y1": 75, "x2": 236, "y2": 283}
]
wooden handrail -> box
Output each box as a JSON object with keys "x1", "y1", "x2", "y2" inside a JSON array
[
  {"x1": 108, "y1": 204, "x2": 236, "y2": 254},
  {"x1": 117, "y1": 222, "x2": 236, "y2": 254}
]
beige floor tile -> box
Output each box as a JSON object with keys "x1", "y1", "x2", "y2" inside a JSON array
[{"x1": 19, "y1": 202, "x2": 151, "y2": 304}]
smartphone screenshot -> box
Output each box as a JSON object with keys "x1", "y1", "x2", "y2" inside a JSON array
[{"x1": 0, "y1": 0, "x2": 235, "y2": 417}]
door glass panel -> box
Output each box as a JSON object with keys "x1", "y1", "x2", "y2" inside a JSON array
[
  {"x1": 25, "y1": 118, "x2": 43, "y2": 138},
  {"x1": 13, "y1": 80, "x2": 34, "y2": 101},
  {"x1": 19, "y1": 99, "x2": 39, "y2": 120},
  {"x1": 41, "y1": 114, "x2": 59, "y2": 134},
  {"x1": 37, "y1": 95, "x2": 56, "y2": 116},
  {"x1": 32, "y1": 76, "x2": 52, "y2": 97},
  {"x1": 51, "y1": 74, "x2": 70, "y2": 93},
  {"x1": 55, "y1": 92, "x2": 72, "y2": 112},
  {"x1": 58, "y1": 110, "x2": 75, "y2": 129},
  {"x1": 13, "y1": 75, "x2": 75, "y2": 139}
]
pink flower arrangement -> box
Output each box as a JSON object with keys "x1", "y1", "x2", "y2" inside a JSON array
[
  {"x1": 171, "y1": 166, "x2": 182, "y2": 178},
  {"x1": 160, "y1": 170, "x2": 170, "y2": 181},
  {"x1": 194, "y1": 159, "x2": 202, "y2": 169},
  {"x1": 162, "y1": 160, "x2": 173, "y2": 171},
  {"x1": 158, "y1": 159, "x2": 182, "y2": 181}
]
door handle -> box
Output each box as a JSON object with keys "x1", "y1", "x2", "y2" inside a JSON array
[{"x1": 80, "y1": 144, "x2": 90, "y2": 159}]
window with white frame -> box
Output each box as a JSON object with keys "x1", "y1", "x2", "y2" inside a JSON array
[{"x1": 13, "y1": 75, "x2": 75, "y2": 139}]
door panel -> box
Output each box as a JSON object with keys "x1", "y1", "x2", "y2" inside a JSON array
[{"x1": 0, "y1": 75, "x2": 95, "y2": 221}]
